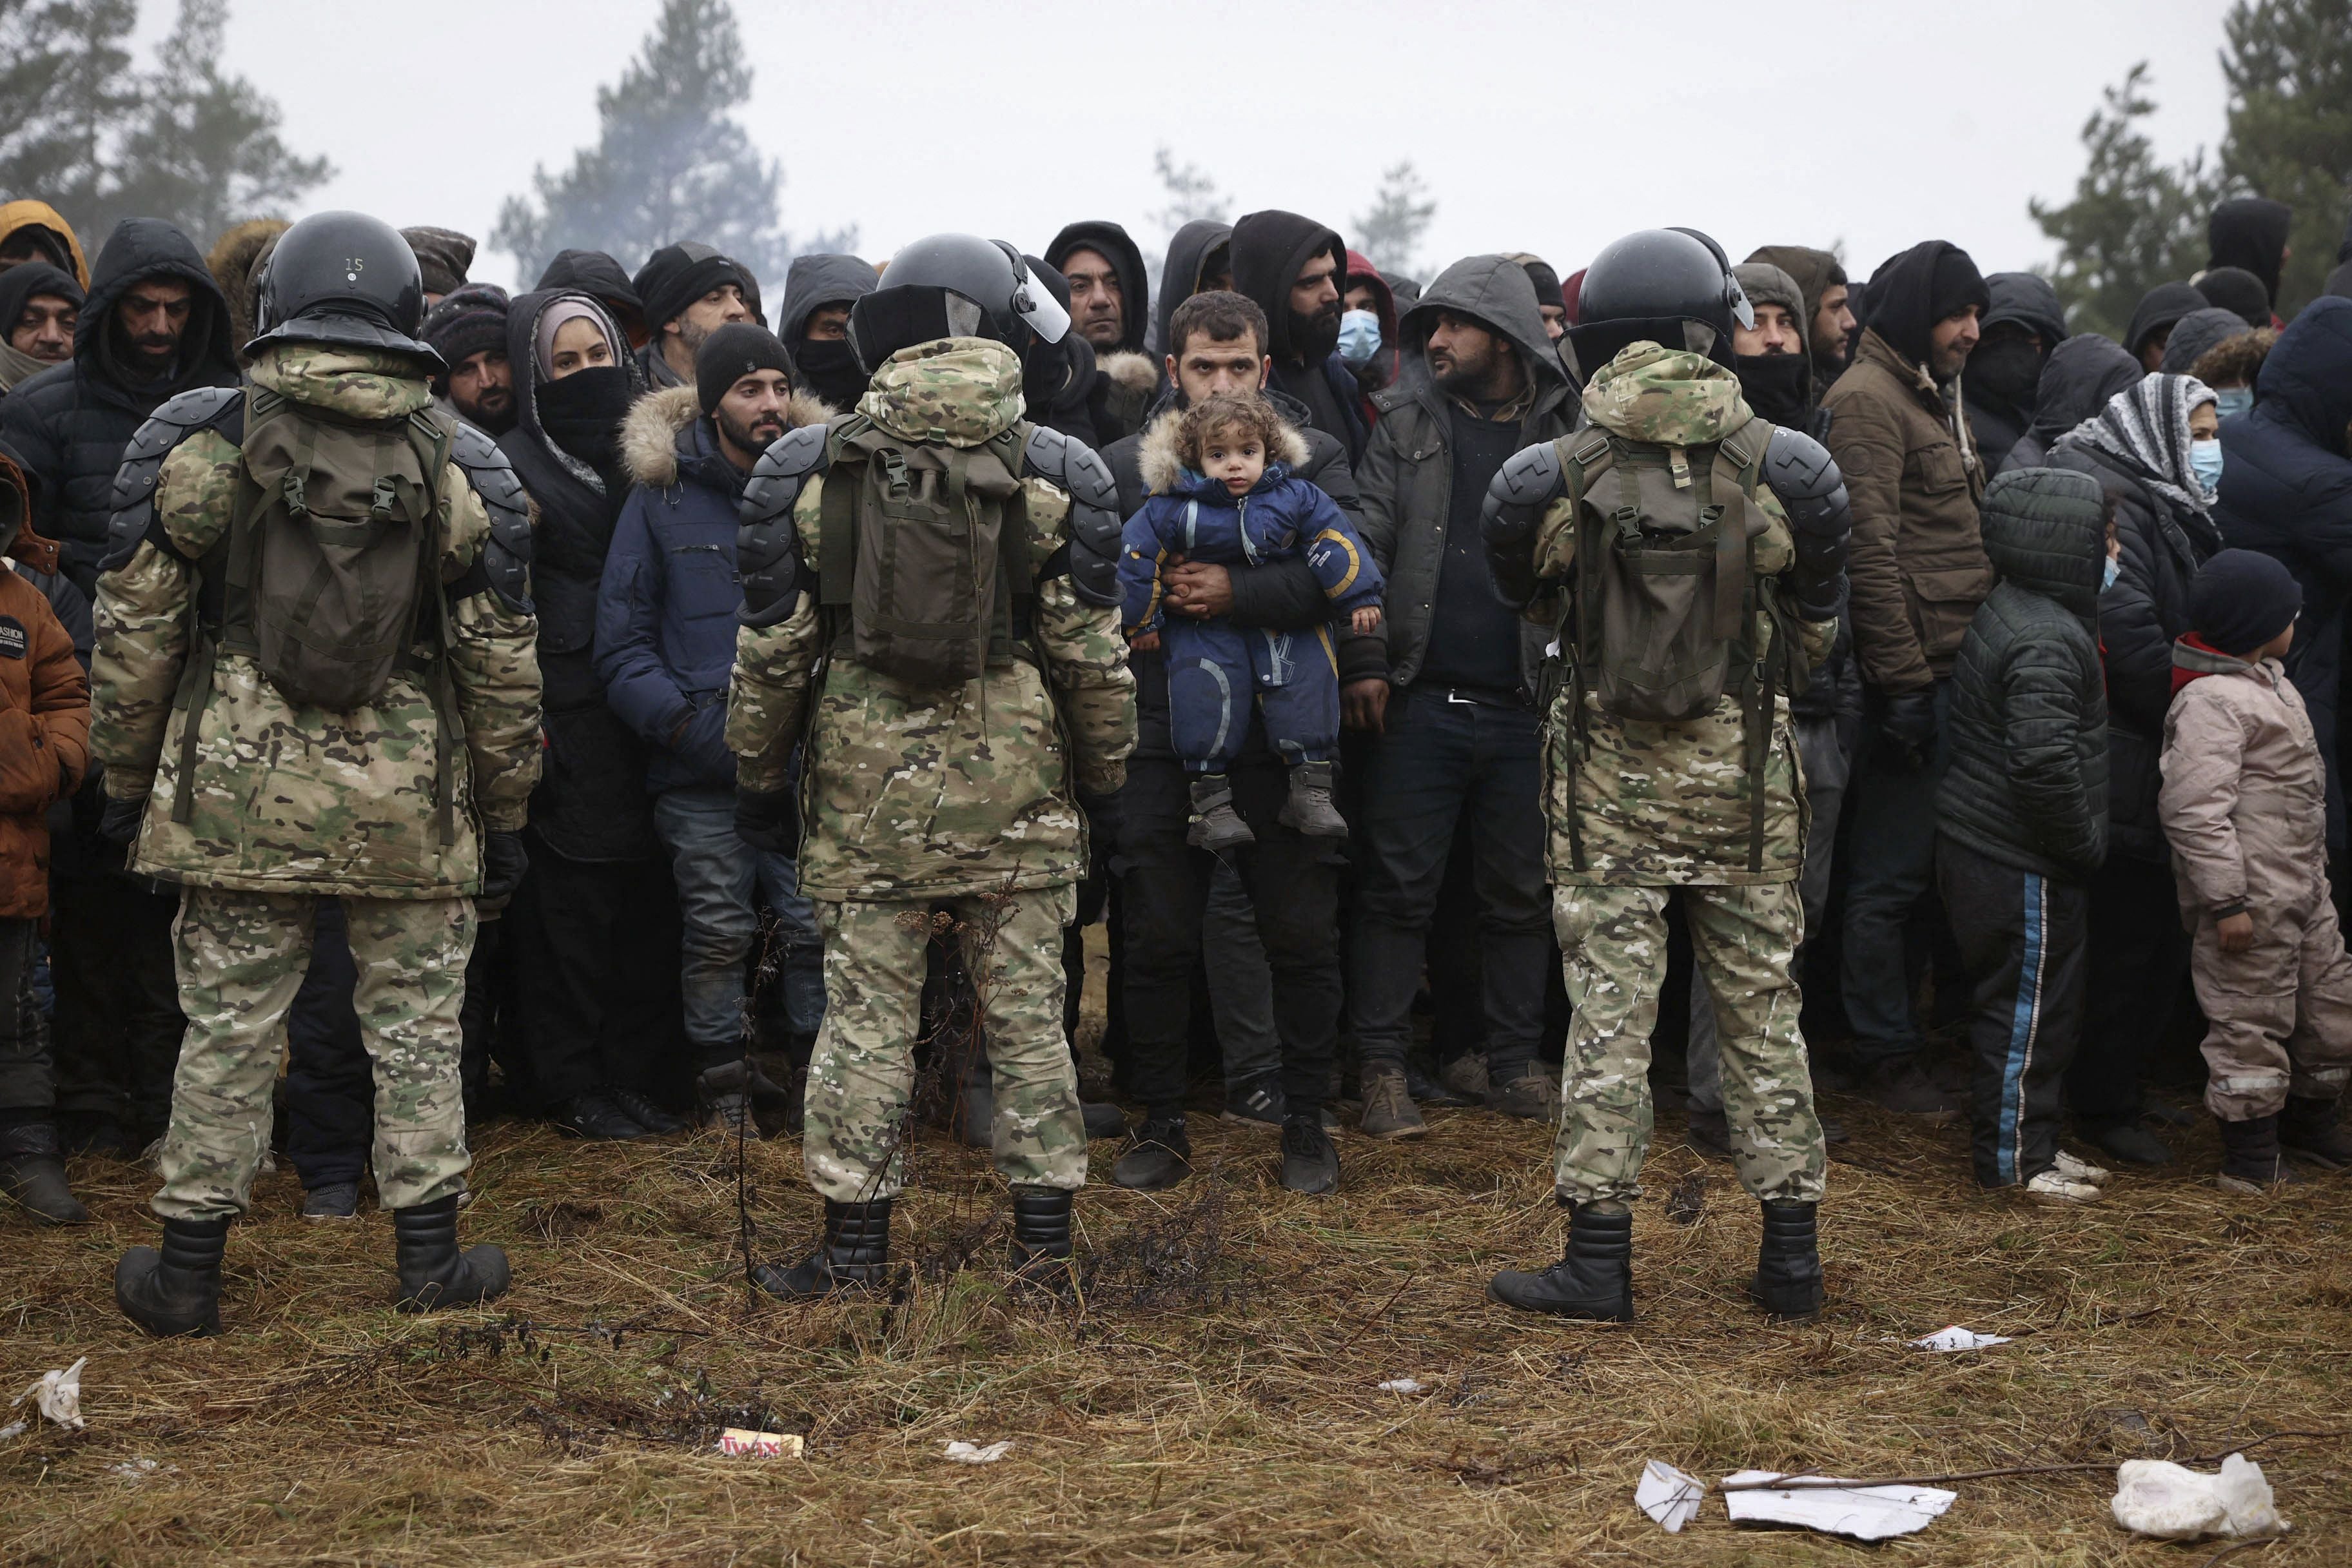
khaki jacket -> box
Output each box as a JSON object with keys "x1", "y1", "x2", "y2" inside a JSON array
[{"x1": 2159, "y1": 646, "x2": 2329, "y2": 921}]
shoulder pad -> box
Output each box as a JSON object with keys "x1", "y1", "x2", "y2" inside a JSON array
[
  {"x1": 99, "y1": 385, "x2": 244, "y2": 574},
  {"x1": 1763, "y1": 423, "x2": 1850, "y2": 539},
  {"x1": 449, "y1": 422, "x2": 534, "y2": 612},
  {"x1": 1021, "y1": 424, "x2": 1121, "y2": 607},
  {"x1": 737, "y1": 422, "x2": 828, "y2": 627},
  {"x1": 1486, "y1": 442, "x2": 1567, "y2": 524}
]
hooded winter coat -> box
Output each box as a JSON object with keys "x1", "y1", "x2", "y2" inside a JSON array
[
  {"x1": 202, "y1": 219, "x2": 285, "y2": 351},
  {"x1": 536, "y1": 250, "x2": 646, "y2": 346},
  {"x1": 1747, "y1": 244, "x2": 1851, "y2": 382},
  {"x1": 1344, "y1": 246, "x2": 1401, "y2": 416},
  {"x1": 596, "y1": 382, "x2": 832, "y2": 794},
  {"x1": 2003, "y1": 333, "x2": 2144, "y2": 474},
  {"x1": 1964, "y1": 272, "x2": 2068, "y2": 476},
  {"x1": 2124, "y1": 283, "x2": 2208, "y2": 367},
  {"x1": 1820, "y1": 242, "x2": 1992, "y2": 693},
  {"x1": 2160, "y1": 308, "x2": 2253, "y2": 378},
  {"x1": 0, "y1": 202, "x2": 88, "y2": 288},
  {"x1": 2208, "y1": 197, "x2": 2294, "y2": 315},
  {"x1": 0, "y1": 262, "x2": 84, "y2": 393},
  {"x1": 2050, "y1": 374, "x2": 2221, "y2": 861},
  {"x1": 0, "y1": 450, "x2": 87, "y2": 917},
  {"x1": 2160, "y1": 641, "x2": 2328, "y2": 923},
  {"x1": 1359, "y1": 255, "x2": 1574, "y2": 693},
  {"x1": 1152, "y1": 220, "x2": 1232, "y2": 361},
  {"x1": 498, "y1": 288, "x2": 656, "y2": 861},
  {"x1": 1934, "y1": 468, "x2": 2110, "y2": 881},
  {"x1": 2213, "y1": 297, "x2": 2352, "y2": 848},
  {"x1": 0, "y1": 219, "x2": 237, "y2": 596},
  {"x1": 1229, "y1": 210, "x2": 1366, "y2": 463},
  {"x1": 1041, "y1": 226, "x2": 1159, "y2": 446}
]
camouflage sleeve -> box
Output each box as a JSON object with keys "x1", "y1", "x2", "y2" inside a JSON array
[
  {"x1": 447, "y1": 593, "x2": 542, "y2": 832},
  {"x1": 726, "y1": 596, "x2": 821, "y2": 794},
  {"x1": 1035, "y1": 574, "x2": 1135, "y2": 796},
  {"x1": 88, "y1": 542, "x2": 191, "y2": 800}
]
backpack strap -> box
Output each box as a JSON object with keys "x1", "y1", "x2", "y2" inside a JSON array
[
  {"x1": 983, "y1": 423, "x2": 1034, "y2": 647},
  {"x1": 817, "y1": 413, "x2": 874, "y2": 620},
  {"x1": 1557, "y1": 428, "x2": 1614, "y2": 876},
  {"x1": 1716, "y1": 418, "x2": 1776, "y2": 874}
]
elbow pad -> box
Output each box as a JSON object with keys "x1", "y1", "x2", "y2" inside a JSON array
[
  {"x1": 1022, "y1": 424, "x2": 1121, "y2": 607},
  {"x1": 449, "y1": 422, "x2": 534, "y2": 613},
  {"x1": 1480, "y1": 440, "x2": 1568, "y2": 612},
  {"x1": 736, "y1": 423, "x2": 828, "y2": 627},
  {"x1": 101, "y1": 385, "x2": 244, "y2": 574},
  {"x1": 1763, "y1": 424, "x2": 1850, "y2": 620}
]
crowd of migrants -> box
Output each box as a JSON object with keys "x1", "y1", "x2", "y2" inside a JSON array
[{"x1": 0, "y1": 185, "x2": 2348, "y2": 1334}]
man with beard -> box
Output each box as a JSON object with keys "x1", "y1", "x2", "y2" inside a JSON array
[
  {"x1": 778, "y1": 253, "x2": 879, "y2": 415},
  {"x1": 1823, "y1": 240, "x2": 1992, "y2": 1117},
  {"x1": 1747, "y1": 246, "x2": 1856, "y2": 387},
  {"x1": 1344, "y1": 257, "x2": 1575, "y2": 1137},
  {"x1": 1046, "y1": 222, "x2": 1158, "y2": 446},
  {"x1": 1230, "y1": 210, "x2": 1366, "y2": 464},
  {"x1": 422, "y1": 284, "x2": 515, "y2": 436},
  {"x1": 632, "y1": 241, "x2": 752, "y2": 389},
  {"x1": 598, "y1": 324, "x2": 833, "y2": 1112},
  {"x1": 1963, "y1": 273, "x2": 2068, "y2": 475},
  {"x1": 0, "y1": 262, "x2": 81, "y2": 393}
]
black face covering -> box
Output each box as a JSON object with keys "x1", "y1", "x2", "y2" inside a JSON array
[
  {"x1": 1735, "y1": 352, "x2": 1811, "y2": 426},
  {"x1": 536, "y1": 365, "x2": 632, "y2": 478},
  {"x1": 796, "y1": 338, "x2": 868, "y2": 411},
  {"x1": 1968, "y1": 335, "x2": 2044, "y2": 409}
]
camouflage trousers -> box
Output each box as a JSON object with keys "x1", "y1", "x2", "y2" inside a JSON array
[
  {"x1": 804, "y1": 885, "x2": 1084, "y2": 1203},
  {"x1": 154, "y1": 889, "x2": 475, "y2": 1221},
  {"x1": 1551, "y1": 883, "x2": 1825, "y2": 1205}
]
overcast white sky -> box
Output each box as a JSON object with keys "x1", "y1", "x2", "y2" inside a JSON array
[{"x1": 166, "y1": 0, "x2": 2237, "y2": 293}]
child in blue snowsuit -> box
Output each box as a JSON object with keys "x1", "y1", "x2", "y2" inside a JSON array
[{"x1": 1118, "y1": 391, "x2": 1384, "y2": 850}]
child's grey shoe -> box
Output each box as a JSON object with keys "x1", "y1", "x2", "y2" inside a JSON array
[
  {"x1": 1186, "y1": 774, "x2": 1256, "y2": 852},
  {"x1": 1277, "y1": 760, "x2": 1348, "y2": 838}
]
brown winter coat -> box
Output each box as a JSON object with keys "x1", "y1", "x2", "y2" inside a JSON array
[
  {"x1": 1820, "y1": 328, "x2": 1991, "y2": 693},
  {"x1": 0, "y1": 462, "x2": 90, "y2": 917},
  {"x1": 2159, "y1": 644, "x2": 2329, "y2": 923}
]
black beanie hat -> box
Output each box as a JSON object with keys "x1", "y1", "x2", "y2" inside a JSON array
[
  {"x1": 2195, "y1": 266, "x2": 2271, "y2": 328},
  {"x1": 420, "y1": 282, "x2": 510, "y2": 377},
  {"x1": 2191, "y1": 548, "x2": 2302, "y2": 657},
  {"x1": 634, "y1": 241, "x2": 745, "y2": 336},
  {"x1": 696, "y1": 322, "x2": 793, "y2": 416},
  {"x1": 1520, "y1": 259, "x2": 1564, "y2": 310}
]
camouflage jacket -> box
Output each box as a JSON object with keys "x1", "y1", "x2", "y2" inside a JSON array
[
  {"x1": 726, "y1": 337, "x2": 1135, "y2": 901},
  {"x1": 1525, "y1": 344, "x2": 1836, "y2": 888},
  {"x1": 90, "y1": 344, "x2": 543, "y2": 898}
]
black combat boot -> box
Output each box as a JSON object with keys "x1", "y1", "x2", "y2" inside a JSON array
[
  {"x1": 0, "y1": 1121, "x2": 90, "y2": 1224},
  {"x1": 1186, "y1": 774, "x2": 1255, "y2": 852},
  {"x1": 115, "y1": 1215, "x2": 228, "y2": 1337},
  {"x1": 1007, "y1": 1184, "x2": 1073, "y2": 1288},
  {"x1": 2280, "y1": 1095, "x2": 2352, "y2": 1170},
  {"x1": 2217, "y1": 1112, "x2": 2300, "y2": 1192},
  {"x1": 391, "y1": 1195, "x2": 512, "y2": 1311},
  {"x1": 1277, "y1": 760, "x2": 1348, "y2": 838},
  {"x1": 752, "y1": 1198, "x2": 895, "y2": 1300},
  {"x1": 1487, "y1": 1200, "x2": 1634, "y2": 1321},
  {"x1": 1749, "y1": 1200, "x2": 1825, "y2": 1318}
]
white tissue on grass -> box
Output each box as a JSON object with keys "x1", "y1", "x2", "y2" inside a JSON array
[
  {"x1": 0, "y1": 1420, "x2": 26, "y2": 1441},
  {"x1": 2111, "y1": 1455, "x2": 2286, "y2": 1540},
  {"x1": 13, "y1": 1358, "x2": 86, "y2": 1431},
  {"x1": 1910, "y1": 1325, "x2": 2013, "y2": 1352},
  {"x1": 1636, "y1": 1460, "x2": 1705, "y2": 1532},
  {"x1": 1721, "y1": 1471, "x2": 1956, "y2": 1540},
  {"x1": 1376, "y1": 1378, "x2": 1424, "y2": 1395},
  {"x1": 942, "y1": 1440, "x2": 1013, "y2": 1464}
]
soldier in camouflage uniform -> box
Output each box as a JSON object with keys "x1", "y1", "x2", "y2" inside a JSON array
[
  {"x1": 1479, "y1": 231, "x2": 1850, "y2": 1322},
  {"x1": 725, "y1": 236, "x2": 1133, "y2": 1295},
  {"x1": 93, "y1": 213, "x2": 542, "y2": 1336}
]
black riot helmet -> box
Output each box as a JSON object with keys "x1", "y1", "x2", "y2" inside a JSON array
[
  {"x1": 246, "y1": 210, "x2": 440, "y2": 365},
  {"x1": 848, "y1": 233, "x2": 1072, "y2": 373},
  {"x1": 1569, "y1": 227, "x2": 1754, "y2": 372}
]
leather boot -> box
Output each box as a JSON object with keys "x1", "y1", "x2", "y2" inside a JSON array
[
  {"x1": 1749, "y1": 1200, "x2": 1824, "y2": 1318},
  {"x1": 1007, "y1": 1184, "x2": 1073, "y2": 1288},
  {"x1": 391, "y1": 1195, "x2": 511, "y2": 1311},
  {"x1": 115, "y1": 1215, "x2": 227, "y2": 1337},
  {"x1": 2280, "y1": 1095, "x2": 2352, "y2": 1170},
  {"x1": 0, "y1": 1122, "x2": 90, "y2": 1224},
  {"x1": 752, "y1": 1198, "x2": 894, "y2": 1300},
  {"x1": 1487, "y1": 1201, "x2": 1633, "y2": 1320}
]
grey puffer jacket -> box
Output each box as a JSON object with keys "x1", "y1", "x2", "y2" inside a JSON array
[{"x1": 1933, "y1": 467, "x2": 2110, "y2": 881}]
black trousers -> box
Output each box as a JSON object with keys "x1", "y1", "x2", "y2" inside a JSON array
[
  {"x1": 1116, "y1": 756, "x2": 1342, "y2": 1116},
  {"x1": 505, "y1": 832, "x2": 687, "y2": 1110},
  {"x1": 2068, "y1": 853, "x2": 2190, "y2": 1126},
  {"x1": 49, "y1": 867, "x2": 185, "y2": 1141},
  {"x1": 284, "y1": 898, "x2": 371, "y2": 1190},
  {"x1": 1936, "y1": 835, "x2": 2087, "y2": 1188},
  {"x1": 0, "y1": 917, "x2": 45, "y2": 1114}
]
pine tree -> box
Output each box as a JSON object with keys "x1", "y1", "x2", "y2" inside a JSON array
[
  {"x1": 2029, "y1": 63, "x2": 2219, "y2": 338},
  {"x1": 1149, "y1": 146, "x2": 1228, "y2": 233},
  {"x1": 491, "y1": 0, "x2": 845, "y2": 287},
  {"x1": 0, "y1": 0, "x2": 140, "y2": 224},
  {"x1": 1351, "y1": 161, "x2": 1435, "y2": 280},
  {"x1": 2218, "y1": 0, "x2": 2352, "y2": 312}
]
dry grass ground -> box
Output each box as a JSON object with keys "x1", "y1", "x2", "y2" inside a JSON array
[{"x1": 5, "y1": 1072, "x2": 2349, "y2": 1567}]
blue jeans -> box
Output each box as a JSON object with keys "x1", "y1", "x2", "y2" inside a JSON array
[
  {"x1": 652, "y1": 787, "x2": 824, "y2": 1071},
  {"x1": 1838, "y1": 680, "x2": 1954, "y2": 1068}
]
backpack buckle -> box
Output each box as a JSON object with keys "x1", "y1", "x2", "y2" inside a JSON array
[
  {"x1": 879, "y1": 449, "x2": 910, "y2": 499},
  {"x1": 280, "y1": 470, "x2": 309, "y2": 519}
]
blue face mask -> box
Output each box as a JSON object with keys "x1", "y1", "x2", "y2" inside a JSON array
[
  {"x1": 2102, "y1": 555, "x2": 2121, "y2": 591},
  {"x1": 2214, "y1": 387, "x2": 2253, "y2": 421},
  {"x1": 1337, "y1": 309, "x2": 1382, "y2": 367},
  {"x1": 2189, "y1": 437, "x2": 2224, "y2": 496}
]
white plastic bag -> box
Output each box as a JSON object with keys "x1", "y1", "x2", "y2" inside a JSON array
[
  {"x1": 942, "y1": 1440, "x2": 1012, "y2": 1464},
  {"x1": 12, "y1": 1358, "x2": 86, "y2": 1431},
  {"x1": 2112, "y1": 1455, "x2": 2285, "y2": 1539}
]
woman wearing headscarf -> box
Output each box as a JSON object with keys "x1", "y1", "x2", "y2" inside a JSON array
[
  {"x1": 496, "y1": 291, "x2": 689, "y2": 1143},
  {"x1": 2050, "y1": 373, "x2": 2225, "y2": 1168}
]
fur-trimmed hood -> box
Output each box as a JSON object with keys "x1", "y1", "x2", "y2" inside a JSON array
[
  {"x1": 621, "y1": 381, "x2": 836, "y2": 489},
  {"x1": 1135, "y1": 402, "x2": 1311, "y2": 496}
]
